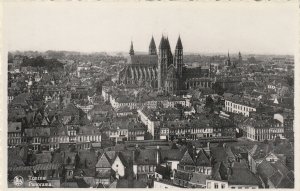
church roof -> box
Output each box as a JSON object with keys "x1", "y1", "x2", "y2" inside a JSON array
[{"x1": 129, "y1": 55, "x2": 158, "y2": 65}]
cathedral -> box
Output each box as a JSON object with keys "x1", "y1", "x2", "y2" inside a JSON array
[{"x1": 118, "y1": 35, "x2": 212, "y2": 94}]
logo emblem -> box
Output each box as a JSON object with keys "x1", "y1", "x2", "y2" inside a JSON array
[{"x1": 13, "y1": 175, "x2": 24, "y2": 187}]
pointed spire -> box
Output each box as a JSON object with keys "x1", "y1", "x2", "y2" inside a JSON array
[
  {"x1": 175, "y1": 35, "x2": 183, "y2": 49},
  {"x1": 159, "y1": 35, "x2": 165, "y2": 49},
  {"x1": 165, "y1": 36, "x2": 171, "y2": 50},
  {"x1": 149, "y1": 36, "x2": 157, "y2": 55},
  {"x1": 129, "y1": 41, "x2": 134, "y2": 55}
]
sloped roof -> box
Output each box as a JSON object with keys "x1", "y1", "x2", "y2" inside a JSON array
[
  {"x1": 195, "y1": 149, "x2": 211, "y2": 167},
  {"x1": 174, "y1": 170, "x2": 190, "y2": 181},
  {"x1": 180, "y1": 150, "x2": 195, "y2": 166},
  {"x1": 96, "y1": 153, "x2": 112, "y2": 168},
  {"x1": 189, "y1": 172, "x2": 207, "y2": 185},
  {"x1": 228, "y1": 167, "x2": 260, "y2": 186},
  {"x1": 130, "y1": 55, "x2": 158, "y2": 65},
  {"x1": 134, "y1": 149, "x2": 158, "y2": 165},
  {"x1": 161, "y1": 149, "x2": 185, "y2": 161},
  {"x1": 96, "y1": 169, "x2": 112, "y2": 179},
  {"x1": 8, "y1": 122, "x2": 22, "y2": 133},
  {"x1": 257, "y1": 160, "x2": 277, "y2": 181}
]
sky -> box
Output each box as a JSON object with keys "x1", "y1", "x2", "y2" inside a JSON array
[{"x1": 3, "y1": 1, "x2": 298, "y2": 55}]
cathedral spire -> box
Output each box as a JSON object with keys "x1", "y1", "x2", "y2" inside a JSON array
[
  {"x1": 129, "y1": 41, "x2": 134, "y2": 56},
  {"x1": 175, "y1": 35, "x2": 183, "y2": 49},
  {"x1": 149, "y1": 36, "x2": 157, "y2": 55},
  {"x1": 238, "y1": 51, "x2": 242, "y2": 62},
  {"x1": 159, "y1": 35, "x2": 166, "y2": 50}
]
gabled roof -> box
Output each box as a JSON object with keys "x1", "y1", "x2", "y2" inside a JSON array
[
  {"x1": 180, "y1": 150, "x2": 195, "y2": 166},
  {"x1": 96, "y1": 153, "x2": 112, "y2": 168},
  {"x1": 195, "y1": 149, "x2": 211, "y2": 167}
]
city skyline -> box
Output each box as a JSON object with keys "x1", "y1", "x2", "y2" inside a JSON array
[{"x1": 4, "y1": 2, "x2": 298, "y2": 55}]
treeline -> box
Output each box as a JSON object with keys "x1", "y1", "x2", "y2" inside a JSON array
[{"x1": 21, "y1": 56, "x2": 64, "y2": 71}]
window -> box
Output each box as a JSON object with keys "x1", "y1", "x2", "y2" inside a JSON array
[
  {"x1": 221, "y1": 184, "x2": 225, "y2": 189},
  {"x1": 214, "y1": 183, "x2": 219, "y2": 189}
]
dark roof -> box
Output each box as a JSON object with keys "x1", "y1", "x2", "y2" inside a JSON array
[
  {"x1": 180, "y1": 150, "x2": 195, "y2": 166},
  {"x1": 134, "y1": 149, "x2": 158, "y2": 165},
  {"x1": 96, "y1": 169, "x2": 112, "y2": 179},
  {"x1": 130, "y1": 55, "x2": 158, "y2": 65},
  {"x1": 75, "y1": 178, "x2": 90, "y2": 188},
  {"x1": 195, "y1": 149, "x2": 211, "y2": 167},
  {"x1": 155, "y1": 165, "x2": 169, "y2": 175},
  {"x1": 161, "y1": 148, "x2": 185, "y2": 161},
  {"x1": 228, "y1": 166, "x2": 260, "y2": 186},
  {"x1": 174, "y1": 170, "x2": 190, "y2": 181},
  {"x1": 210, "y1": 147, "x2": 228, "y2": 163}
]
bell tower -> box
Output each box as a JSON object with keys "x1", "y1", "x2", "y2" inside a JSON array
[
  {"x1": 174, "y1": 35, "x2": 183, "y2": 78},
  {"x1": 149, "y1": 36, "x2": 157, "y2": 55}
]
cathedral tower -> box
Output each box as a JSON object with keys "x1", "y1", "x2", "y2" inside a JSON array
[
  {"x1": 129, "y1": 41, "x2": 134, "y2": 56},
  {"x1": 238, "y1": 51, "x2": 242, "y2": 63},
  {"x1": 149, "y1": 36, "x2": 157, "y2": 55},
  {"x1": 158, "y1": 36, "x2": 169, "y2": 91},
  {"x1": 174, "y1": 36, "x2": 183, "y2": 78}
]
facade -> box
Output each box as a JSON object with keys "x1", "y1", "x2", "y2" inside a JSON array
[
  {"x1": 224, "y1": 99, "x2": 257, "y2": 117},
  {"x1": 119, "y1": 35, "x2": 211, "y2": 94}
]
